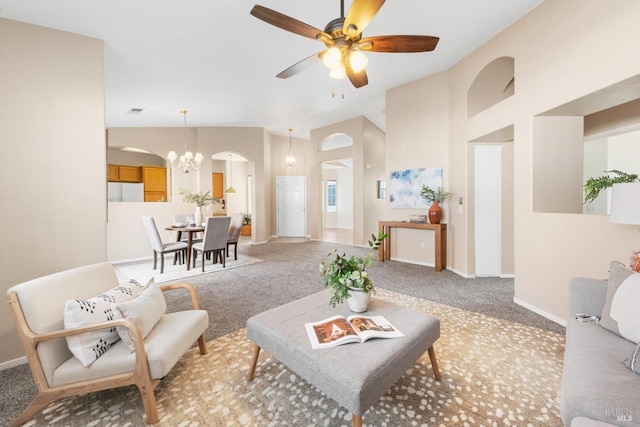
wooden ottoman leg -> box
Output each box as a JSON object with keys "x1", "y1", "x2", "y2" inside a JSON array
[
  {"x1": 247, "y1": 344, "x2": 261, "y2": 381},
  {"x1": 428, "y1": 345, "x2": 442, "y2": 381},
  {"x1": 352, "y1": 414, "x2": 362, "y2": 427}
]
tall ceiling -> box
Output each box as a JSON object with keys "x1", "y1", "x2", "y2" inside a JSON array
[{"x1": 0, "y1": 0, "x2": 543, "y2": 138}]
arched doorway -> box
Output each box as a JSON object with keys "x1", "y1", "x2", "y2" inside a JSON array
[
  {"x1": 321, "y1": 134, "x2": 354, "y2": 245},
  {"x1": 211, "y1": 151, "x2": 253, "y2": 242}
]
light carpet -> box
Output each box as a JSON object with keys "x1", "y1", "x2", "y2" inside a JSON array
[
  {"x1": 113, "y1": 255, "x2": 264, "y2": 284},
  {"x1": 24, "y1": 289, "x2": 565, "y2": 426}
]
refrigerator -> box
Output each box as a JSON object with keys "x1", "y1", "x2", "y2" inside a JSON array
[{"x1": 108, "y1": 182, "x2": 144, "y2": 202}]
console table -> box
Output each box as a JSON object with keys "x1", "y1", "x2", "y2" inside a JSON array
[{"x1": 378, "y1": 221, "x2": 447, "y2": 272}]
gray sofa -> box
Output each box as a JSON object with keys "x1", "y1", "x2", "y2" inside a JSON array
[{"x1": 561, "y1": 277, "x2": 639, "y2": 427}]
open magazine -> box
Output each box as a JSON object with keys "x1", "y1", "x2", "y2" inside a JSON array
[{"x1": 304, "y1": 314, "x2": 404, "y2": 349}]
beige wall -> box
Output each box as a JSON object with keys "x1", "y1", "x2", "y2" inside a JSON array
[
  {"x1": 363, "y1": 119, "x2": 387, "y2": 242},
  {"x1": 268, "y1": 132, "x2": 315, "y2": 239},
  {"x1": 105, "y1": 126, "x2": 270, "y2": 261},
  {"x1": 385, "y1": 0, "x2": 640, "y2": 321},
  {"x1": 0, "y1": 19, "x2": 106, "y2": 364},
  {"x1": 312, "y1": 116, "x2": 385, "y2": 246},
  {"x1": 2, "y1": 0, "x2": 638, "y2": 368},
  {"x1": 385, "y1": 71, "x2": 451, "y2": 267}
]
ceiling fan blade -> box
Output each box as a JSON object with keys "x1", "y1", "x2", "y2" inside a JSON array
[
  {"x1": 276, "y1": 52, "x2": 324, "y2": 79},
  {"x1": 359, "y1": 35, "x2": 439, "y2": 52},
  {"x1": 345, "y1": 62, "x2": 368, "y2": 88},
  {"x1": 250, "y1": 5, "x2": 330, "y2": 41},
  {"x1": 343, "y1": 0, "x2": 385, "y2": 39}
]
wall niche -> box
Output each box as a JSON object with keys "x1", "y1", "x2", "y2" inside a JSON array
[
  {"x1": 532, "y1": 75, "x2": 640, "y2": 214},
  {"x1": 467, "y1": 57, "x2": 515, "y2": 118}
]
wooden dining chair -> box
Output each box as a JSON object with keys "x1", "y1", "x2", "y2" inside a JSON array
[{"x1": 192, "y1": 216, "x2": 231, "y2": 271}]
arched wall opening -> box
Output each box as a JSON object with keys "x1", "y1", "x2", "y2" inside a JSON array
[
  {"x1": 467, "y1": 56, "x2": 515, "y2": 118},
  {"x1": 321, "y1": 133, "x2": 354, "y2": 245}
]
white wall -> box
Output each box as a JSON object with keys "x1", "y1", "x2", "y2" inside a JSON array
[{"x1": 0, "y1": 18, "x2": 106, "y2": 364}]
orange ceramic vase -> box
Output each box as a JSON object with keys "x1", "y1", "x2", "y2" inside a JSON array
[{"x1": 428, "y1": 202, "x2": 442, "y2": 224}]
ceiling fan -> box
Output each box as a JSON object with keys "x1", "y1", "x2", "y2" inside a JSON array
[{"x1": 250, "y1": 0, "x2": 439, "y2": 89}]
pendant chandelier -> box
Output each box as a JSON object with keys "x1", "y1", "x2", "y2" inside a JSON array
[
  {"x1": 225, "y1": 153, "x2": 237, "y2": 194},
  {"x1": 286, "y1": 128, "x2": 296, "y2": 167},
  {"x1": 167, "y1": 110, "x2": 203, "y2": 174}
]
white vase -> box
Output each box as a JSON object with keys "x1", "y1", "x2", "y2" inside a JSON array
[
  {"x1": 194, "y1": 206, "x2": 203, "y2": 226},
  {"x1": 347, "y1": 288, "x2": 371, "y2": 313}
]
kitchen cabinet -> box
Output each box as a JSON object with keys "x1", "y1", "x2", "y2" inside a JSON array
[
  {"x1": 142, "y1": 166, "x2": 167, "y2": 202},
  {"x1": 212, "y1": 172, "x2": 224, "y2": 199},
  {"x1": 108, "y1": 164, "x2": 142, "y2": 183},
  {"x1": 108, "y1": 164, "x2": 119, "y2": 181}
]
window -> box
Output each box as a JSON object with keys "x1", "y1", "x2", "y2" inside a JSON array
[{"x1": 327, "y1": 180, "x2": 336, "y2": 212}]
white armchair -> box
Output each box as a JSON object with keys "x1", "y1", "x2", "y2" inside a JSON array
[{"x1": 6, "y1": 262, "x2": 208, "y2": 426}]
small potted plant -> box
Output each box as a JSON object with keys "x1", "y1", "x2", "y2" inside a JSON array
[
  {"x1": 583, "y1": 170, "x2": 639, "y2": 204},
  {"x1": 319, "y1": 231, "x2": 387, "y2": 312},
  {"x1": 420, "y1": 185, "x2": 451, "y2": 224},
  {"x1": 179, "y1": 188, "x2": 217, "y2": 225},
  {"x1": 241, "y1": 213, "x2": 252, "y2": 236}
]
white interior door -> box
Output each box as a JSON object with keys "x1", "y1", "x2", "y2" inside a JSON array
[
  {"x1": 277, "y1": 176, "x2": 306, "y2": 237},
  {"x1": 474, "y1": 145, "x2": 502, "y2": 276}
]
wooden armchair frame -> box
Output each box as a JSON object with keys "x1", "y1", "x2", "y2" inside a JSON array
[{"x1": 6, "y1": 282, "x2": 207, "y2": 427}]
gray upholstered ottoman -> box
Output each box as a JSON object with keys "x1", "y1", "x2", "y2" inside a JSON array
[{"x1": 246, "y1": 290, "x2": 441, "y2": 427}]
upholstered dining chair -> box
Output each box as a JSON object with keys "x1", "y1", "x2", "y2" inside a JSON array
[
  {"x1": 142, "y1": 216, "x2": 188, "y2": 273},
  {"x1": 227, "y1": 213, "x2": 244, "y2": 260},
  {"x1": 192, "y1": 216, "x2": 231, "y2": 271}
]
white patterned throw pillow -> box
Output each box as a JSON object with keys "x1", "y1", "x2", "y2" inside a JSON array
[
  {"x1": 610, "y1": 272, "x2": 640, "y2": 344},
  {"x1": 64, "y1": 280, "x2": 144, "y2": 366},
  {"x1": 114, "y1": 281, "x2": 167, "y2": 351},
  {"x1": 600, "y1": 261, "x2": 636, "y2": 338}
]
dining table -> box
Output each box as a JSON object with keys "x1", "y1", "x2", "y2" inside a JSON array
[{"x1": 165, "y1": 224, "x2": 205, "y2": 270}]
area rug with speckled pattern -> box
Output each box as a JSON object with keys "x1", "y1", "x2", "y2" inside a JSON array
[{"x1": 26, "y1": 289, "x2": 565, "y2": 426}]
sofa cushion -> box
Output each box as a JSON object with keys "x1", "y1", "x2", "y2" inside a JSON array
[
  {"x1": 52, "y1": 310, "x2": 209, "y2": 387},
  {"x1": 624, "y1": 343, "x2": 640, "y2": 375},
  {"x1": 561, "y1": 319, "x2": 638, "y2": 425},
  {"x1": 600, "y1": 261, "x2": 635, "y2": 338},
  {"x1": 114, "y1": 282, "x2": 166, "y2": 350},
  {"x1": 64, "y1": 280, "x2": 144, "y2": 367}
]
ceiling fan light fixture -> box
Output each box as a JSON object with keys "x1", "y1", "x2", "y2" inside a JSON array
[
  {"x1": 250, "y1": 3, "x2": 439, "y2": 89},
  {"x1": 323, "y1": 47, "x2": 342, "y2": 69},
  {"x1": 329, "y1": 64, "x2": 346, "y2": 79},
  {"x1": 349, "y1": 50, "x2": 368, "y2": 73}
]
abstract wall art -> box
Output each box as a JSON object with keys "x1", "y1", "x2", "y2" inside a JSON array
[{"x1": 389, "y1": 167, "x2": 443, "y2": 209}]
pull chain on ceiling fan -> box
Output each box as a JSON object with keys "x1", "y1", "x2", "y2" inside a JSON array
[{"x1": 250, "y1": 0, "x2": 439, "y2": 89}]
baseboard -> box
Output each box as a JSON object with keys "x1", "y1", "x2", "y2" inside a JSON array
[
  {"x1": 110, "y1": 255, "x2": 153, "y2": 265},
  {"x1": 0, "y1": 356, "x2": 27, "y2": 371},
  {"x1": 390, "y1": 256, "x2": 434, "y2": 268},
  {"x1": 448, "y1": 267, "x2": 475, "y2": 278},
  {"x1": 500, "y1": 273, "x2": 515, "y2": 279},
  {"x1": 513, "y1": 297, "x2": 567, "y2": 327}
]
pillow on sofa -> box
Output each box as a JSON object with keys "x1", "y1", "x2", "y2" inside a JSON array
[
  {"x1": 64, "y1": 279, "x2": 145, "y2": 367},
  {"x1": 624, "y1": 343, "x2": 640, "y2": 375},
  {"x1": 610, "y1": 272, "x2": 640, "y2": 343},
  {"x1": 600, "y1": 261, "x2": 635, "y2": 338},
  {"x1": 114, "y1": 281, "x2": 166, "y2": 350}
]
